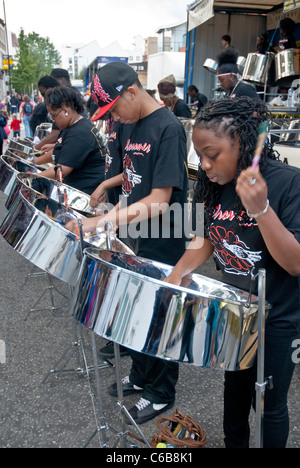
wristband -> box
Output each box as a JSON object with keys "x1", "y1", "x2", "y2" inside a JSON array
[{"x1": 246, "y1": 199, "x2": 269, "y2": 219}]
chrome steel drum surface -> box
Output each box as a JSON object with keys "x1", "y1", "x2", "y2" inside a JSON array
[
  {"x1": 242, "y1": 52, "x2": 274, "y2": 85},
  {"x1": 34, "y1": 122, "x2": 53, "y2": 141},
  {"x1": 6, "y1": 138, "x2": 34, "y2": 158},
  {"x1": 0, "y1": 187, "x2": 134, "y2": 286},
  {"x1": 180, "y1": 118, "x2": 199, "y2": 180},
  {"x1": 237, "y1": 56, "x2": 246, "y2": 74},
  {"x1": 0, "y1": 154, "x2": 41, "y2": 197},
  {"x1": 72, "y1": 248, "x2": 263, "y2": 370},
  {"x1": 278, "y1": 119, "x2": 300, "y2": 147},
  {"x1": 6, "y1": 172, "x2": 96, "y2": 216},
  {"x1": 275, "y1": 49, "x2": 300, "y2": 84}
]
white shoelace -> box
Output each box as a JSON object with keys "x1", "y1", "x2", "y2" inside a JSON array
[
  {"x1": 121, "y1": 376, "x2": 143, "y2": 390},
  {"x1": 135, "y1": 398, "x2": 151, "y2": 411},
  {"x1": 135, "y1": 397, "x2": 168, "y2": 412}
]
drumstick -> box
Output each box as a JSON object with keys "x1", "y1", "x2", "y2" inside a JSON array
[{"x1": 252, "y1": 120, "x2": 270, "y2": 169}]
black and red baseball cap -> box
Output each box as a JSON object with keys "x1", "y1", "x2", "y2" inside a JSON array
[{"x1": 90, "y1": 62, "x2": 138, "y2": 121}]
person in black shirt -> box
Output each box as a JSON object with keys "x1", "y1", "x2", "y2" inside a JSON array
[
  {"x1": 187, "y1": 85, "x2": 207, "y2": 115},
  {"x1": 40, "y1": 86, "x2": 106, "y2": 195},
  {"x1": 256, "y1": 33, "x2": 269, "y2": 55},
  {"x1": 278, "y1": 18, "x2": 297, "y2": 52},
  {"x1": 90, "y1": 120, "x2": 124, "y2": 209},
  {"x1": 30, "y1": 75, "x2": 59, "y2": 136},
  {"x1": 166, "y1": 97, "x2": 300, "y2": 448},
  {"x1": 66, "y1": 61, "x2": 188, "y2": 425},
  {"x1": 158, "y1": 74, "x2": 191, "y2": 118}
]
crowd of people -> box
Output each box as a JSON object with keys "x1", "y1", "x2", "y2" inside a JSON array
[{"x1": 1, "y1": 17, "x2": 299, "y2": 447}]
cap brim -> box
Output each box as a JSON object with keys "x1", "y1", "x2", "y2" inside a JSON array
[{"x1": 90, "y1": 96, "x2": 120, "y2": 121}]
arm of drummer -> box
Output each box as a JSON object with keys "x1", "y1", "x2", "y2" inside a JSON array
[
  {"x1": 236, "y1": 166, "x2": 300, "y2": 276},
  {"x1": 33, "y1": 150, "x2": 53, "y2": 166},
  {"x1": 89, "y1": 173, "x2": 123, "y2": 208},
  {"x1": 66, "y1": 187, "x2": 173, "y2": 234},
  {"x1": 37, "y1": 164, "x2": 73, "y2": 180},
  {"x1": 34, "y1": 130, "x2": 60, "y2": 151},
  {"x1": 164, "y1": 237, "x2": 214, "y2": 286}
]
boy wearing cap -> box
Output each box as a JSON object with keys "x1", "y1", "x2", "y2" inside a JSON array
[{"x1": 66, "y1": 61, "x2": 188, "y2": 425}]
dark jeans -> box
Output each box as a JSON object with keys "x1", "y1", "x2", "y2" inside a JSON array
[
  {"x1": 129, "y1": 349, "x2": 179, "y2": 404},
  {"x1": 224, "y1": 332, "x2": 299, "y2": 448}
]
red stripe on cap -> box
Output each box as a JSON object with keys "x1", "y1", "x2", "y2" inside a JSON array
[{"x1": 90, "y1": 96, "x2": 120, "y2": 121}]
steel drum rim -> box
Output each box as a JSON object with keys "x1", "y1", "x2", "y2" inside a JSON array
[
  {"x1": 14, "y1": 172, "x2": 93, "y2": 214},
  {"x1": 83, "y1": 246, "x2": 260, "y2": 311},
  {"x1": 18, "y1": 185, "x2": 83, "y2": 236},
  {"x1": 9, "y1": 184, "x2": 136, "y2": 251},
  {"x1": 1, "y1": 153, "x2": 39, "y2": 172}
]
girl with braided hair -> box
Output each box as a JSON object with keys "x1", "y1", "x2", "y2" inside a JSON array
[{"x1": 166, "y1": 97, "x2": 300, "y2": 448}]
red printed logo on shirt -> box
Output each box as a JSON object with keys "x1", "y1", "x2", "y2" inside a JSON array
[
  {"x1": 210, "y1": 225, "x2": 262, "y2": 275},
  {"x1": 122, "y1": 154, "x2": 142, "y2": 196}
]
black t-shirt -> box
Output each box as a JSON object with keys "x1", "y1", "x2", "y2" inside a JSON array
[
  {"x1": 30, "y1": 102, "x2": 49, "y2": 134},
  {"x1": 278, "y1": 35, "x2": 296, "y2": 51},
  {"x1": 53, "y1": 118, "x2": 106, "y2": 195},
  {"x1": 174, "y1": 99, "x2": 192, "y2": 118},
  {"x1": 227, "y1": 81, "x2": 260, "y2": 99},
  {"x1": 206, "y1": 159, "x2": 300, "y2": 335},
  {"x1": 118, "y1": 107, "x2": 188, "y2": 266},
  {"x1": 105, "y1": 121, "x2": 123, "y2": 206},
  {"x1": 192, "y1": 93, "x2": 208, "y2": 113}
]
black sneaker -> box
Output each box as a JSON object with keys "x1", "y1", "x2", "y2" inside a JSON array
[
  {"x1": 99, "y1": 341, "x2": 129, "y2": 359},
  {"x1": 109, "y1": 376, "x2": 144, "y2": 397},
  {"x1": 126, "y1": 398, "x2": 174, "y2": 425}
]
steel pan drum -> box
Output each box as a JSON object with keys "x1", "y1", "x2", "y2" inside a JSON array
[
  {"x1": 242, "y1": 52, "x2": 274, "y2": 85},
  {"x1": 0, "y1": 186, "x2": 134, "y2": 286},
  {"x1": 72, "y1": 248, "x2": 263, "y2": 371},
  {"x1": 237, "y1": 56, "x2": 246, "y2": 75},
  {"x1": 34, "y1": 122, "x2": 53, "y2": 141},
  {"x1": 6, "y1": 172, "x2": 96, "y2": 216},
  {"x1": 203, "y1": 58, "x2": 218, "y2": 74},
  {"x1": 181, "y1": 118, "x2": 199, "y2": 180},
  {"x1": 6, "y1": 138, "x2": 35, "y2": 158},
  {"x1": 275, "y1": 49, "x2": 300, "y2": 85},
  {"x1": 0, "y1": 154, "x2": 41, "y2": 197}
]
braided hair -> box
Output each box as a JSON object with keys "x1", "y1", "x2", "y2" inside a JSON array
[{"x1": 193, "y1": 97, "x2": 277, "y2": 229}]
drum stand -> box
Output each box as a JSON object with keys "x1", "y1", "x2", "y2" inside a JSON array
[
  {"x1": 22, "y1": 267, "x2": 70, "y2": 322},
  {"x1": 255, "y1": 269, "x2": 273, "y2": 449},
  {"x1": 78, "y1": 220, "x2": 151, "y2": 448},
  {"x1": 41, "y1": 318, "x2": 113, "y2": 387},
  {"x1": 82, "y1": 334, "x2": 151, "y2": 448}
]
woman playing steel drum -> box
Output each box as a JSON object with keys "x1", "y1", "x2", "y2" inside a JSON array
[
  {"x1": 35, "y1": 86, "x2": 107, "y2": 196},
  {"x1": 165, "y1": 97, "x2": 300, "y2": 448}
]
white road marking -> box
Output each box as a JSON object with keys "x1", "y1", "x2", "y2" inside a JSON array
[{"x1": 0, "y1": 339, "x2": 6, "y2": 364}]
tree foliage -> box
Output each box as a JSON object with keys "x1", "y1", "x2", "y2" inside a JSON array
[{"x1": 11, "y1": 29, "x2": 61, "y2": 94}]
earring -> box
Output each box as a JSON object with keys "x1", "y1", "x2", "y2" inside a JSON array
[{"x1": 65, "y1": 112, "x2": 69, "y2": 116}]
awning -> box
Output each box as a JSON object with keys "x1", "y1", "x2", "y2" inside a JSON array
[{"x1": 188, "y1": 0, "x2": 299, "y2": 30}]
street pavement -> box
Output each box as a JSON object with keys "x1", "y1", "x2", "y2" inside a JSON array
[{"x1": 0, "y1": 120, "x2": 299, "y2": 448}]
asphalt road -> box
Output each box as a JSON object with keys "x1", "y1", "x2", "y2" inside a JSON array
[{"x1": 0, "y1": 187, "x2": 299, "y2": 449}]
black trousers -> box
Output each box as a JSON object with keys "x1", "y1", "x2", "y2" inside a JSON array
[
  {"x1": 129, "y1": 349, "x2": 179, "y2": 404},
  {"x1": 224, "y1": 331, "x2": 299, "y2": 448}
]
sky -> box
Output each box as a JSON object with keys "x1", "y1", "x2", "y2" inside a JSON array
[{"x1": 2, "y1": 0, "x2": 191, "y2": 51}]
